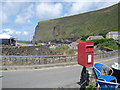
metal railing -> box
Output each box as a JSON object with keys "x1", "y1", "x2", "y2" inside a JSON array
[
  {"x1": 0, "y1": 50, "x2": 118, "y2": 58},
  {"x1": 0, "y1": 50, "x2": 119, "y2": 66}
]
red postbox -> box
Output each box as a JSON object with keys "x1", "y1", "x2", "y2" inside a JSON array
[{"x1": 78, "y1": 42, "x2": 94, "y2": 67}]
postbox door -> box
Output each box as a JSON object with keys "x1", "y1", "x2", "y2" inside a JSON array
[{"x1": 85, "y1": 53, "x2": 94, "y2": 67}]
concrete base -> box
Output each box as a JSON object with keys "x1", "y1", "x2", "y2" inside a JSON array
[{"x1": 87, "y1": 67, "x2": 97, "y2": 86}]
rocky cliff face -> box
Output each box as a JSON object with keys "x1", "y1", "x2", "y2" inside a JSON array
[{"x1": 33, "y1": 3, "x2": 119, "y2": 43}]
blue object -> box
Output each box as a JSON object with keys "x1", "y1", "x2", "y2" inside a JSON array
[
  {"x1": 97, "y1": 80, "x2": 120, "y2": 90},
  {"x1": 94, "y1": 63, "x2": 117, "y2": 82}
]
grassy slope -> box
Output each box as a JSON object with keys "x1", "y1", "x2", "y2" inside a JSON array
[{"x1": 33, "y1": 3, "x2": 119, "y2": 42}]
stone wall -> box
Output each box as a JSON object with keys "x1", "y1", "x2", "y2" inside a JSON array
[
  {"x1": 0, "y1": 51, "x2": 118, "y2": 66},
  {"x1": 1, "y1": 55, "x2": 76, "y2": 66},
  {"x1": 1, "y1": 45, "x2": 54, "y2": 56},
  {"x1": 94, "y1": 51, "x2": 118, "y2": 59}
]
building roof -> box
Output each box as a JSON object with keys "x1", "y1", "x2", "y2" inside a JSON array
[
  {"x1": 0, "y1": 33, "x2": 13, "y2": 39},
  {"x1": 87, "y1": 36, "x2": 104, "y2": 40},
  {"x1": 107, "y1": 31, "x2": 120, "y2": 34}
]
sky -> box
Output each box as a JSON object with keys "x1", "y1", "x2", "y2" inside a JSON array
[{"x1": 0, "y1": 0, "x2": 119, "y2": 41}]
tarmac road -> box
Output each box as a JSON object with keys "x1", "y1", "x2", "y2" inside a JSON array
[{"x1": 1, "y1": 56, "x2": 118, "y2": 88}]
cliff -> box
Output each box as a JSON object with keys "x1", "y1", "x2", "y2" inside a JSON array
[{"x1": 33, "y1": 3, "x2": 119, "y2": 42}]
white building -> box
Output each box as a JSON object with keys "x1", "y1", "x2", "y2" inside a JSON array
[
  {"x1": 0, "y1": 33, "x2": 15, "y2": 46},
  {"x1": 106, "y1": 31, "x2": 120, "y2": 40},
  {"x1": 0, "y1": 33, "x2": 12, "y2": 39},
  {"x1": 86, "y1": 36, "x2": 104, "y2": 40}
]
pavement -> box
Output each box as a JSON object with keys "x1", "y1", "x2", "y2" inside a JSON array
[
  {"x1": 0, "y1": 56, "x2": 118, "y2": 89},
  {"x1": 1, "y1": 62, "x2": 77, "y2": 71}
]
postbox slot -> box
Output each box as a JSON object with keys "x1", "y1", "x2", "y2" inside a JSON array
[
  {"x1": 86, "y1": 46, "x2": 93, "y2": 48},
  {"x1": 86, "y1": 46, "x2": 94, "y2": 52}
]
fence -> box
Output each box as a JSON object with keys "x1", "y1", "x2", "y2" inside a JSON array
[{"x1": 0, "y1": 50, "x2": 119, "y2": 66}]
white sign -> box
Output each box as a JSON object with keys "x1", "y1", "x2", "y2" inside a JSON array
[{"x1": 88, "y1": 54, "x2": 92, "y2": 63}]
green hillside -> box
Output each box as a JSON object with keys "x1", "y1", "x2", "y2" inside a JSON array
[{"x1": 33, "y1": 3, "x2": 119, "y2": 42}]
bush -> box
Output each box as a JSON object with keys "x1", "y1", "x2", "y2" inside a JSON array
[
  {"x1": 98, "y1": 32, "x2": 107, "y2": 38},
  {"x1": 88, "y1": 38, "x2": 118, "y2": 50},
  {"x1": 86, "y1": 84, "x2": 96, "y2": 90},
  {"x1": 55, "y1": 45, "x2": 69, "y2": 50},
  {"x1": 65, "y1": 50, "x2": 74, "y2": 55},
  {"x1": 81, "y1": 35, "x2": 90, "y2": 41}
]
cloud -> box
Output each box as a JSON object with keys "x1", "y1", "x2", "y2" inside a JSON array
[
  {"x1": 1, "y1": 2, "x2": 36, "y2": 26},
  {"x1": 63, "y1": 2, "x2": 92, "y2": 16},
  {"x1": 0, "y1": 28, "x2": 33, "y2": 40},
  {"x1": 0, "y1": 11, "x2": 8, "y2": 25},
  {"x1": 63, "y1": 1, "x2": 119, "y2": 16},
  {"x1": 14, "y1": 4, "x2": 34, "y2": 26},
  {"x1": 36, "y1": 3, "x2": 63, "y2": 20},
  {"x1": 69, "y1": 2, "x2": 89, "y2": 15},
  {"x1": 23, "y1": 31, "x2": 28, "y2": 35},
  {"x1": 0, "y1": 3, "x2": 7, "y2": 25},
  {"x1": 1, "y1": 2, "x2": 27, "y2": 26},
  {"x1": 3, "y1": 0, "x2": 119, "y2": 2},
  {"x1": 0, "y1": 28, "x2": 28, "y2": 37},
  {"x1": 1, "y1": 1, "x2": 119, "y2": 41},
  {"x1": 3, "y1": 0, "x2": 54, "y2": 2},
  {"x1": 2, "y1": 1, "x2": 118, "y2": 26},
  {"x1": 1, "y1": 28, "x2": 14, "y2": 35},
  {"x1": 2, "y1": 2, "x2": 22, "y2": 15}
]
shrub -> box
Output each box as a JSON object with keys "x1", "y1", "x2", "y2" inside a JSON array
[
  {"x1": 65, "y1": 50, "x2": 75, "y2": 55},
  {"x1": 81, "y1": 34, "x2": 94, "y2": 41},
  {"x1": 55, "y1": 45, "x2": 69, "y2": 50},
  {"x1": 98, "y1": 32, "x2": 107, "y2": 38},
  {"x1": 81, "y1": 35, "x2": 90, "y2": 41},
  {"x1": 88, "y1": 38, "x2": 118, "y2": 50},
  {"x1": 86, "y1": 84, "x2": 96, "y2": 90}
]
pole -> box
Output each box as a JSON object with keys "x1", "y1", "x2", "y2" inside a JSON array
[{"x1": 79, "y1": 66, "x2": 89, "y2": 88}]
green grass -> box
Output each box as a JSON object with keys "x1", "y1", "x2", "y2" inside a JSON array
[
  {"x1": 33, "y1": 3, "x2": 119, "y2": 42},
  {"x1": 51, "y1": 45, "x2": 69, "y2": 51},
  {"x1": 50, "y1": 45, "x2": 75, "y2": 55},
  {"x1": 16, "y1": 40, "x2": 33, "y2": 45}
]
